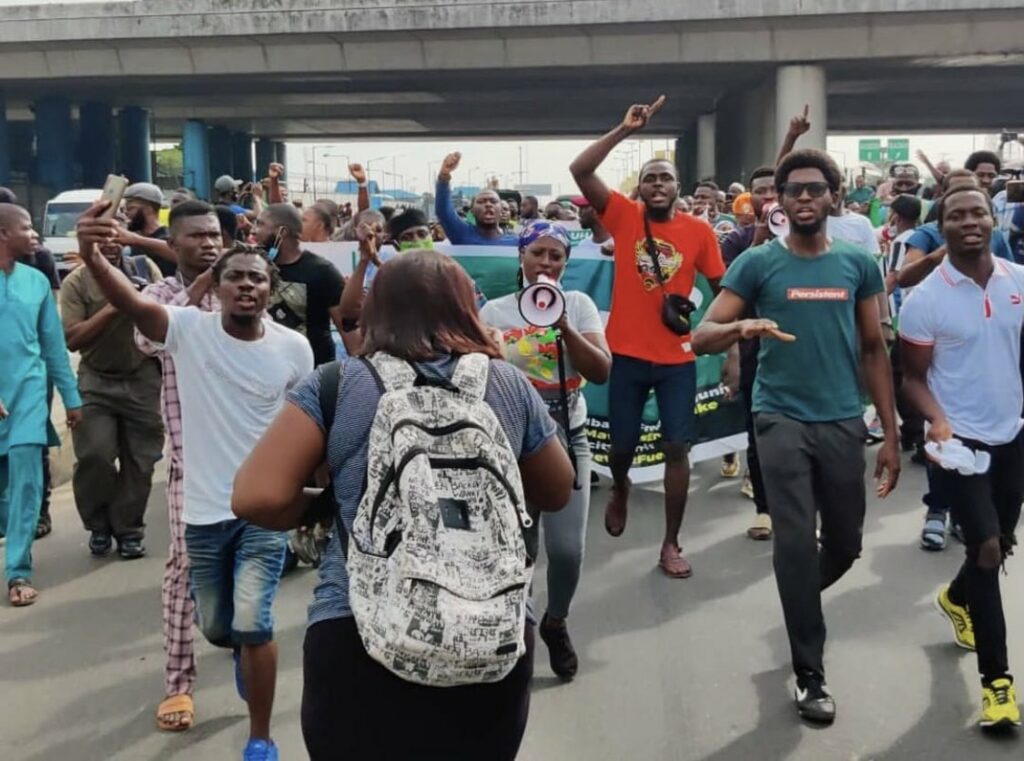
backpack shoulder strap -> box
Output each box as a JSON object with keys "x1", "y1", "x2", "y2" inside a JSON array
[
  {"x1": 318, "y1": 361, "x2": 343, "y2": 436},
  {"x1": 450, "y1": 353, "x2": 489, "y2": 401},
  {"x1": 131, "y1": 255, "x2": 153, "y2": 282},
  {"x1": 364, "y1": 352, "x2": 417, "y2": 393}
]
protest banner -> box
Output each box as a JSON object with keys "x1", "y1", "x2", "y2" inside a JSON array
[{"x1": 307, "y1": 239, "x2": 747, "y2": 484}]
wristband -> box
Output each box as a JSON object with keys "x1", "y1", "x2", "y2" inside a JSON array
[{"x1": 357, "y1": 182, "x2": 368, "y2": 189}]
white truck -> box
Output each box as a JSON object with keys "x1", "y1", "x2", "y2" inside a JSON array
[{"x1": 40, "y1": 188, "x2": 101, "y2": 277}]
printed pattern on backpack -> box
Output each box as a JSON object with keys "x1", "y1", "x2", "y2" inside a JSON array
[{"x1": 346, "y1": 352, "x2": 534, "y2": 686}]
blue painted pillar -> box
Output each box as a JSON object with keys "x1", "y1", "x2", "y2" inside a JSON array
[
  {"x1": 274, "y1": 141, "x2": 287, "y2": 170},
  {"x1": 79, "y1": 102, "x2": 115, "y2": 188},
  {"x1": 255, "y1": 138, "x2": 275, "y2": 178},
  {"x1": 232, "y1": 132, "x2": 254, "y2": 183},
  {"x1": 182, "y1": 120, "x2": 210, "y2": 200},
  {"x1": 118, "y1": 107, "x2": 152, "y2": 183},
  {"x1": 0, "y1": 92, "x2": 10, "y2": 186},
  {"x1": 208, "y1": 125, "x2": 232, "y2": 185},
  {"x1": 35, "y1": 96, "x2": 74, "y2": 192}
]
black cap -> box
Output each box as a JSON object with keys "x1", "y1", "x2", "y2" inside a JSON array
[{"x1": 387, "y1": 208, "x2": 429, "y2": 240}]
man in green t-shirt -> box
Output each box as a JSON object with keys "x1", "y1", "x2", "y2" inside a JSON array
[{"x1": 693, "y1": 149, "x2": 901, "y2": 726}]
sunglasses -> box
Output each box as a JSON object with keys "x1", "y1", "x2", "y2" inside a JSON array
[{"x1": 781, "y1": 182, "x2": 831, "y2": 199}]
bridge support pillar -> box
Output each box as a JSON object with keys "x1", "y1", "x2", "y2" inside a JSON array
[
  {"x1": 776, "y1": 65, "x2": 826, "y2": 153},
  {"x1": 232, "y1": 132, "x2": 254, "y2": 183},
  {"x1": 182, "y1": 119, "x2": 210, "y2": 200},
  {"x1": 255, "y1": 138, "x2": 275, "y2": 177},
  {"x1": 715, "y1": 78, "x2": 777, "y2": 187},
  {"x1": 675, "y1": 129, "x2": 698, "y2": 192},
  {"x1": 35, "y1": 96, "x2": 74, "y2": 193},
  {"x1": 0, "y1": 92, "x2": 9, "y2": 186},
  {"x1": 80, "y1": 102, "x2": 115, "y2": 188},
  {"x1": 118, "y1": 107, "x2": 152, "y2": 184},
  {"x1": 696, "y1": 113, "x2": 716, "y2": 182},
  {"x1": 208, "y1": 125, "x2": 233, "y2": 187},
  {"x1": 273, "y1": 141, "x2": 287, "y2": 171}
]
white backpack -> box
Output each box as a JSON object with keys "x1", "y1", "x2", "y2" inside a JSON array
[{"x1": 346, "y1": 352, "x2": 534, "y2": 686}]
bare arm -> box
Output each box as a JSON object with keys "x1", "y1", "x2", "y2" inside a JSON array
[
  {"x1": 570, "y1": 96, "x2": 665, "y2": 215},
  {"x1": 519, "y1": 437, "x2": 574, "y2": 512},
  {"x1": 64, "y1": 303, "x2": 120, "y2": 352},
  {"x1": 900, "y1": 337, "x2": 952, "y2": 442},
  {"x1": 856, "y1": 296, "x2": 901, "y2": 496},
  {"x1": 916, "y1": 149, "x2": 943, "y2": 185},
  {"x1": 692, "y1": 288, "x2": 788, "y2": 356},
  {"x1": 267, "y1": 163, "x2": 285, "y2": 204},
  {"x1": 559, "y1": 325, "x2": 611, "y2": 384},
  {"x1": 233, "y1": 402, "x2": 324, "y2": 530},
  {"x1": 115, "y1": 231, "x2": 177, "y2": 267},
  {"x1": 897, "y1": 245, "x2": 944, "y2": 289},
  {"x1": 77, "y1": 202, "x2": 169, "y2": 343},
  {"x1": 775, "y1": 104, "x2": 811, "y2": 164}
]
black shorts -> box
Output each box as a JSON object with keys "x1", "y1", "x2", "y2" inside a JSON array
[{"x1": 929, "y1": 430, "x2": 1024, "y2": 552}]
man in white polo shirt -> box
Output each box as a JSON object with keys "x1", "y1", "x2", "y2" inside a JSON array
[{"x1": 900, "y1": 184, "x2": 1024, "y2": 730}]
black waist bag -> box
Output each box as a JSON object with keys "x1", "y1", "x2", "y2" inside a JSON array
[{"x1": 644, "y1": 214, "x2": 696, "y2": 335}]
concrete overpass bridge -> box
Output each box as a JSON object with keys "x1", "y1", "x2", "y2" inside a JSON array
[{"x1": 0, "y1": 0, "x2": 1022, "y2": 199}]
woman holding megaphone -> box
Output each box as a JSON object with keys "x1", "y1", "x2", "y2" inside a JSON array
[{"x1": 481, "y1": 221, "x2": 611, "y2": 681}]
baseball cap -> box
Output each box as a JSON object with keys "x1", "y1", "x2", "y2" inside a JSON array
[
  {"x1": 732, "y1": 192, "x2": 753, "y2": 216},
  {"x1": 123, "y1": 182, "x2": 164, "y2": 206},
  {"x1": 214, "y1": 175, "x2": 242, "y2": 194}
]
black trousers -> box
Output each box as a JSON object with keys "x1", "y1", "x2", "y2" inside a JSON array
[
  {"x1": 755, "y1": 413, "x2": 867, "y2": 679},
  {"x1": 302, "y1": 616, "x2": 534, "y2": 761},
  {"x1": 937, "y1": 431, "x2": 1023, "y2": 685},
  {"x1": 739, "y1": 358, "x2": 768, "y2": 516}
]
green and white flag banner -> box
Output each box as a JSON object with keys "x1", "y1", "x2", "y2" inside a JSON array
[{"x1": 308, "y1": 239, "x2": 747, "y2": 485}]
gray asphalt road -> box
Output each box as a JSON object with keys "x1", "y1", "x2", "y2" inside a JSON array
[{"x1": 1, "y1": 455, "x2": 1022, "y2": 760}]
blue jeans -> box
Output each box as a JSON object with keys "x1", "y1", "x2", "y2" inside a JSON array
[
  {"x1": 0, "y1": 445, "x2": 44, "y2": 583},
  {"x1": 608, "y1": 354, "x2": 698, "y2": 456},
  {"x1": 185, "y1": 519, "x2": 288, "y2": 647}
]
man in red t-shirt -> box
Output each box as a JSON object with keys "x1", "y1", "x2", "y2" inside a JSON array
[{"x1": 570, "y1": 96, "x2": 726, "y2": 578}]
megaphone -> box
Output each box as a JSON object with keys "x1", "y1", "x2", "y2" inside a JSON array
[
  {"x1": 766, "y1": 203, "x2": 790, "y2": 239},
  {"x1": 518, "y1": 274, "x2": 566, "y2": 328}
]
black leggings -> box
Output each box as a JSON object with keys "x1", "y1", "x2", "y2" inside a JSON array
[{"x1": 302, "y1": 616, "x2": 534, "y2": 761}]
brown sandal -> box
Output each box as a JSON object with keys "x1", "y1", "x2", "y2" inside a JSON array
[
  {"x1": 658, "y1": 545, "x2": 693, "y2": 579},
  {"x1": 156, "y1": 694, "x2": 195, "y2": 732}
]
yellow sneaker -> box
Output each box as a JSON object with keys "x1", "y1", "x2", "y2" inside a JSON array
[
  {"x1": 720, "y1": 456, "x2": 741, "y2": 478},
  {"x1": 935, "y1": 585, "x2": 975, "y2": 651},
  {"x1": 980, "y1": 679, "x2": 1021, "y2": 729}
]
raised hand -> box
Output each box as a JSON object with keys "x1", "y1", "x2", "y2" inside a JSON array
[
  {"x1": 438, "y1": 152, "x2": 462, "y2": 182},
  {"x1": 349, "y1": 163, "x2": 367, "y2": 184},
  {"x1": 621, "y1": 95, "x2": 666, "y2": 133},
  {"x1": 788, "y1": 104, "x2": 811, "y2": 137},
  {"x1": 268, "y1": 162, "x2": 285, "y2": 180},
  {"x1": 356, "y1": 221, "x2": 382, "y2": 266},
  {"x1": 76, "y1": 201, "x2": 119, "y2": 261}
]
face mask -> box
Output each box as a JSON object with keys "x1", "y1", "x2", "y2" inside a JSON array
[
  {"x1": 267, "y1": 227, "x2": 285, "y2": 261},
  {"x1": 397, "y1": 238, "x2": 433, "y2": 252}
]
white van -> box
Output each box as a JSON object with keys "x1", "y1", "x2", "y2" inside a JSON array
[{"x1": 40, "y1": 189, "x2": 101, "y2": 276}]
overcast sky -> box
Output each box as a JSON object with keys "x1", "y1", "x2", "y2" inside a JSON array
[{"x1": 281, "y1": 132, "x2": 1018, "y2": 197}]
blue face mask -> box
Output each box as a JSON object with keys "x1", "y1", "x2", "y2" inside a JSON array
[{"x1": 267, "y1": 228, "x2": 284, "y2": 261}]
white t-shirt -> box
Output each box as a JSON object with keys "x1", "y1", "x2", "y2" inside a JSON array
[
  {"x1": 480, "y1": 290, "x2": 604, "y2": 430},
  {"x1": 899, "y1": 259, "x2": 1024, "y2": 446},
  {"x1": 159, "y1": 306, "x2": 315, "y2": 524},
  {"x1": 828, "y1": 212, "x2": 881, "y2": 256}
]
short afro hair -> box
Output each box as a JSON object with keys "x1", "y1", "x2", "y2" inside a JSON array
[
  {"x1": 748, "y1": 166, "x2": 776, "y2": 187},
  {"x1": 889, "y1": 194, "x2": 922, "y2": 223},
  {"x1": 212, "y1": 244, "x2": 280, "y2": 289},
  {"x1": 965, "y1": 151, "x2": 1001, "y2": 174},
  {"x1": 774, "y1": 149, "x2": 842, "y2": 194}
]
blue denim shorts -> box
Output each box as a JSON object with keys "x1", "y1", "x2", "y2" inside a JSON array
[
  {"x1": 608, "y1": 354, "x2": 698, "y2": 454},
  {"x1": 185, "y1": 519, "x2": 288, "y2": 647}
]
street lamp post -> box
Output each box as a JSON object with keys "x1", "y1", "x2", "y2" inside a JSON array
[
  {"x1": 320, "y1": 151, "x2": 350, "y2": 196},
  {"x1": 365, "y1": 155, "x2": 389, "y2": 193}
]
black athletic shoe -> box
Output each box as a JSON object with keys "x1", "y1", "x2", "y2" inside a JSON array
[
  {"x1": 795, "y1": 674, "x2": 836, "y2": 724},
  {"x1": 117, "y1": 536, "x2": 146, "y2": 560},
  {"x1": 539, "y1": 613, "x2": 579, "y2": 680},
  {"x1": 89, "y1": 531, "x2": 113, "y2": 557}
]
